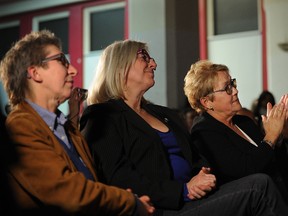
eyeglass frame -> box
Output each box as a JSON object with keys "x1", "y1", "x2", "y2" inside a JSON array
[
  {"x1": 42, "y1": 53, "x2": 70, "y2": 69},
  {"x1": 137, "y1": 49, "x2": 154, "y2": 63},
  {"x1": 208, "y1": 78, "x2": 237, "y2": 95}
]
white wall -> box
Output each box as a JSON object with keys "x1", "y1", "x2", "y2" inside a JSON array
[
  {"x1": 208, "y1": 0, "x2": 288, "y2": 109},
  {"x1": 128, "y1": 0, "x2": 167, "y2": 106},
  {"x1": 208, "y1": 31, "x2": 262, "y2": 109},
  {"x1": 265, "y1": 0, "x2": 288, "y2": 102}
]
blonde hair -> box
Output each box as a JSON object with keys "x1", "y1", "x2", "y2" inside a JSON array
[
  {"x1": 87, "y1": 40, "x2": 148, "y2": 105},
  {"x1": 184, "y1": 60, "x2": 229, "y2": 113}
]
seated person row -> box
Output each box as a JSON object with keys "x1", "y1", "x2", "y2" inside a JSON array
[
  {"x1": 0, "y1": 30, "x2": 154, "y2": 215},
  {"x1": 79, "y1": 39, "x2": 288, "y2": 215},
  {"x1": 183, "y1": 59, "x2": 288, "y2": 203}
]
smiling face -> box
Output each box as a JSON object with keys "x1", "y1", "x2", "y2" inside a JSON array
[
  {"x1": 205, "y1": 71, "x2": 242, "y2": 120},
  {"x1": 125, "y1": 49, "x2": 157, "y2": 96}
]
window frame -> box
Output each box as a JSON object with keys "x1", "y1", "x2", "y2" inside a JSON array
[
  {"x1": 0, "y1": 20, "x2": 20, "y2": 59},
  {"x1": 32, "y1": 11, "x2": 69, "y2": 54},
  {"x1": 83, "y1": 1, "x2": 125, "y2": 55},
  {"x1": 207, "y1": 0, "x2": 261, "y2": 38}
]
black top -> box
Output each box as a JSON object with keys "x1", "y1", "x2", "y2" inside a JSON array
[
  {"x1": 80, "y1": 99, "x2": 209, "y2": 210},
  {"x1": 191, "y1": 112, "x2": 277, "y2": 185}
]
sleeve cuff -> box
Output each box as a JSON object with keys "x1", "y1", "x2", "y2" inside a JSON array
[{"x1": 183, "y1": 183, "x2": 190, "y2": 202}]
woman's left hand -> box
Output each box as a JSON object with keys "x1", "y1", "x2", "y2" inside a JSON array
[{"x1": 262, "y1": 102, "x2": 286, "y2": 145}]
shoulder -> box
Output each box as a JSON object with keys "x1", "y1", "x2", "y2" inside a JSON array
[
  {"x1": 5, "y1": 102, "x2": 53, "y2": 143},
  {"x1": 192, "y1": 113, "x2": 217, "y2": 128},
  {"x1": 6, "y1": 102, "x2": 41, "y2": 128},
  {"x1": 82, "y1": 100, "x2": 124, "y2": 116},
  {"x1": 80, "y1": 100, "x2": 124, "y2": 130}
]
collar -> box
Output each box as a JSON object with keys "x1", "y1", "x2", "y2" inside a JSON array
[{"x1": 25, "y1": 99, "x2": 67, "y2": 131}]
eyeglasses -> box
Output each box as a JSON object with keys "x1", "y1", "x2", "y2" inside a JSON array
[
  {"x1": 137, "y1": 49, "x2": 154, "y2": 63},
  {"x1": 42, "y1": 53, "x2": 70, "y2": 69},
  {"x1": 210, "y1": 78, "x2": 237, "y2": 95}
]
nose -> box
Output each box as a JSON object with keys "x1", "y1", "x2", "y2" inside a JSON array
[
  {"x1": 68, "y1": 64, "x2": 78, "y2": 77},
  {"x1": 149, "y1": 58, "x2": 157, "y2": 70}
]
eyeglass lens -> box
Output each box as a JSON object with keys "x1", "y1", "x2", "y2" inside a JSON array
[
  {"x1": 42, "y1": 53, "x2": 70, "y2": 69},
  {"x1": 59, "y1": 54, "x2": 70, "y2": 68},
  {"x1": 137, "y1": 49, "x2": 153, "y2": 63},
  {"x1": 226, "y1": 79, "x2": 237, "y2": 95}
]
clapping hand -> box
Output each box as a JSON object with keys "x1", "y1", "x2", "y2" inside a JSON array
[
  {"x1": 279, "y1": 94, "x2": 288, "y2": 139},
  {"x1": 262, "y1": 102, "x2": 286, "y2": 146}
]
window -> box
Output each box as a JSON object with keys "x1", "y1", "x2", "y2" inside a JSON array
[
  {"x1": 90, "y1": 8, "x2": 124, "y2": 50},
  {"x1": 33, "y1": 12, "x2": 69, "y2": 54},
  {"x1": 0, "y1": 21, "x2": 20, "y2": 60},
  {"x1": 214, "y1": 0, "x2": 258, "y2": 35},
  {"x1": 84, "y1": 2, "x2": 125, "y2": 54}
]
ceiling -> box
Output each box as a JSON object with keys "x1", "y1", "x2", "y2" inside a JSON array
[{"x1": 0, "y1": 0, "x2": 23, "y2": 5}]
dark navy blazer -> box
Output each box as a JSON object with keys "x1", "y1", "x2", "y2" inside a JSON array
[{"x1": 80, "y1": 99, "x2": 209, "y2": 210}]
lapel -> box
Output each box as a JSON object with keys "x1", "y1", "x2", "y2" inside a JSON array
[
  {"x1": 66, "y1": 122, "x2": 97, "y2": 180},
  {"x1": 115, "y1": 100, "x2": 193, "y2": 164},
  {"x1": 21, "y1": 102, "x2": 97, "y2": 180},
  {"x1": 233, "y1": 115, "x2": 264, "y2": 143},
  {"x1": 203, "y1": 112, "x2": 264, "y2": 145},
  {"x1": 115, "y1": 99, "x2": 162, "y2": 142}
]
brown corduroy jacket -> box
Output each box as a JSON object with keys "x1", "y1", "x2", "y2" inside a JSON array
[{"x1": 5, "y1": 101, "x2": 136, "y2": 216}]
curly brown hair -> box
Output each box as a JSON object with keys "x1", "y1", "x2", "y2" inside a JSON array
[{"x1": 0, "y1": 30, "x2": 61, "y2": 108}]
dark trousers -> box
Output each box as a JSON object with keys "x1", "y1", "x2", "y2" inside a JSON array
[{"x1": 162, "y1": 173, "x2": 288, "y2": 216}]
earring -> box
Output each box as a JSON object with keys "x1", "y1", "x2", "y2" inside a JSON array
[{"x1": 209, "y1": 106, "x2": 214, "y2": 111}]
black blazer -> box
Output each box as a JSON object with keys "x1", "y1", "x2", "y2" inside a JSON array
[
  {"x1": 191, "y1": 112, "x2": 276, "y2": 185},
  {"x1": 80, "y1": 99, "x2": 208, "y2": 210}
]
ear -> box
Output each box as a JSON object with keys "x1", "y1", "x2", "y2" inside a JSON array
[
  {"x1": 200, "y1": 96, "x2": 213, "y2": 110},
  {"x1": 27, "y1": 66, "x2": 43, "y2": 82}
]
